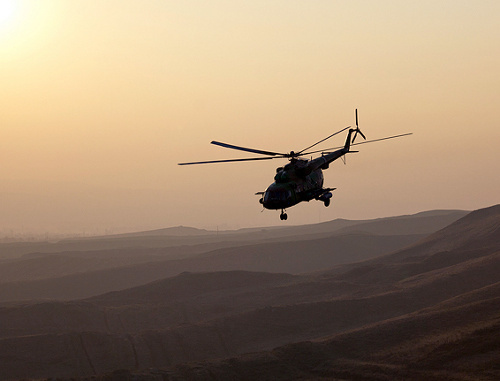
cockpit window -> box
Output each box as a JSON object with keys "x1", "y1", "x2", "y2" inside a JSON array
[{"x1": 265, "y1": 189, "x2": 292, "y2": 202}]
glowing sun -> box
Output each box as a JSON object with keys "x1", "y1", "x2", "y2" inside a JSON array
[{"x1": 0, "y1": 0, "x2": 18, "y2": 30}]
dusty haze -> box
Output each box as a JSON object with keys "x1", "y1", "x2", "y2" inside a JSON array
[
  {"x1": 1, "y1": 1, "x2": 499, "y2": 234},
  {"x1": 0, "y1": 206, "x2": 498, "y2": 380}
]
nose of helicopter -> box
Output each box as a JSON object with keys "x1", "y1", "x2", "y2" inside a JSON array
[{"x1": 262, "y1": 184, "x2": 294, "y2": 209}]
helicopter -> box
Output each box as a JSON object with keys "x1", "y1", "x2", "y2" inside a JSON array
[{"x1": 179, "y1": 110, "x2": 412, "y2": 220}]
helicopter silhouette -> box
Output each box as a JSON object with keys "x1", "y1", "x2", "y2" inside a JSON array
[{"x1": 179, "y1": 110, "x2": 412, "y2": 220}]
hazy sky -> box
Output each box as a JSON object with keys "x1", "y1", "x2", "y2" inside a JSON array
[{"x1": 1, "y1": 0, "x2": 499, "y2": 234}]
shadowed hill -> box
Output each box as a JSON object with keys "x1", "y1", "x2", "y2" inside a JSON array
[
  {"x1": 383, "y1": 204, "x2": 500, "y2": 261},
  {"x1": 334, "y1": 209, "x2": 470, "y2": 236},
  {"x1": 327, "y1": 204, "x2": 500, "y2": 287},
  {"x1": 0, "y1": 206, "x2": 496, "y2": 380},
  {"x1": 88, "y1": 270, "x2": 298, "y2": 306},
  {"x1": 108, "y1": 225, "x2": 213, "y2": 237},
  {"x1": 0, "y1": 271, "x2": 300, "y2": 340},
  {"x1": 0, "y1": 232, "x2": 421, "y2": 301},
  {"x1": 0, "y1": 210, "x2": 466, "y2": 289},
  {"x1": 148, "y1": 284, "x2": 499, "y2": 381},
  {"x1": 0, "y1": 209, "x2": 467, "y2": 260}
]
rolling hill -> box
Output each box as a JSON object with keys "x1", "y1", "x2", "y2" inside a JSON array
[
  {"x1": 0, "y1": 209, "x2": 466, "y2": 260},
  {"x1": 0, "y1": 206, "x2": 497, "y2": 380},
  {"x1": 0, "y1": 210, "x2": 465, "y2": 301}
]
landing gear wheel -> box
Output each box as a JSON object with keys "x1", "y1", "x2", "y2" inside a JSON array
[
  {"x1": 280, "y1": 211, "x2": 288, "y2": 221},
  {"x1": 324, "y1": 199, "x2": 330, "y2": 207}
]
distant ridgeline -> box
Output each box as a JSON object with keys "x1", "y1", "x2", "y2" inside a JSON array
[{"x1": 0, "y1": 206, "x2": 499, "y2": 380}]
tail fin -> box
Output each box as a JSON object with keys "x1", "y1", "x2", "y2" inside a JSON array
[{"x1": 344, "y1": 129, "x2": 355, "y2": 152}]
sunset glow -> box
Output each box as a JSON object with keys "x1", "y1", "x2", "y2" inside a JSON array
[{"x1": 1, "y1": 1, "x2": 499, "y2": 235}]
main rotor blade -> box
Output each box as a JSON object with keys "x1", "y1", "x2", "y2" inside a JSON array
[
  {"x1": 302, "y1": 132, "x2": 413, "y2": 155},
  {"x1": 296, "y1": 126, "x2": 351, "y2": 155},
  {"x1": 211, "y1": 141, "x2": 285, "y2": 157},
  {"x1": 350, "y1": 132, "x2": 411, "y2": 147},
  {"x1": 178, "y1": 156, "x2": 279, "y2": 165}
]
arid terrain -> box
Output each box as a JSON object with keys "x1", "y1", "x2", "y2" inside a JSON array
[{"x1": 1, "y1": 207, "x2": 499, "y2": 380}]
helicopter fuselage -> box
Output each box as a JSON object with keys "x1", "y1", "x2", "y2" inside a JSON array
[
  {"x1": 260, "y1": 161, "x2": 323, "y2": 210},
  {"x1": 259, "y1": 144, "x2": 349, "y2": 213}
]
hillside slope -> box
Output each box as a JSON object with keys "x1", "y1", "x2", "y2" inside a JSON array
[
  {"x1": 0, "y1": 210, "x2": 466, "y2": 260},
  {"x1": 0, "y1": 206, "x2": 496, "y2": 380},
  {"x1": 0, "y1": 232, "x2": 421, "y2": 301}
]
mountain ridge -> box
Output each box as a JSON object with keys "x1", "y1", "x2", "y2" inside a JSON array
[
  {"x1": 0, "y1": 209, "x2": 468, "y2": 260},
  {"x1": 0, "y1": 205, "x2": 497, "y2": 380}
]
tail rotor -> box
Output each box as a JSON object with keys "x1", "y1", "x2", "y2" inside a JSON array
[{"x1": 352, "y1": 109, "x2": 366, "y2": 143}]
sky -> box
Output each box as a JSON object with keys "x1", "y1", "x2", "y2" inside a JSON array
[{"x1": 1, "y1": 0, "x2": 499, "y2": 235}]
